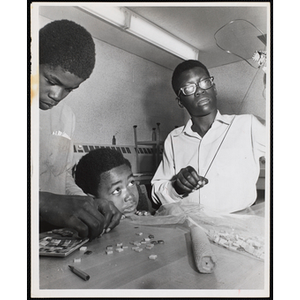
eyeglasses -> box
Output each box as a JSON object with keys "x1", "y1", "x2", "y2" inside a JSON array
[{"x1": 178, "y1": 76, "x2": 214, "y2": 96}]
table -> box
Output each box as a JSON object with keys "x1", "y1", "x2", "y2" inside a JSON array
[{"x1": 38, "y1": 203, "x2": 268, "y2": 294}]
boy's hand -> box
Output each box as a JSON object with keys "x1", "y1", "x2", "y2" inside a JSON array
[
  {"x1": 95, "y1": 199, "x2": 122, "y2": 233},
  {"x1": 40, "y1": 192, "x2": 106, "y2": 239},
  {"x1": 173, "y1": 166, "x2": 208, "y2": 195}
]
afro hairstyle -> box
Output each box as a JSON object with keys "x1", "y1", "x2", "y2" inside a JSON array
[
  {"x1": 75, "y1": 148, "x2": 132, "y2": 197},
  {"x1": 171, "y1": 60, "x2": 210, "y2": 95},
  {"x1": 39, "y1": 19, "x2": 96, "y2": 80}
]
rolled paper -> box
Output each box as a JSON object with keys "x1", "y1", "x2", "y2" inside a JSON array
[{"x1": 190, "y1": 226, "x2": 217, "y2": 273}]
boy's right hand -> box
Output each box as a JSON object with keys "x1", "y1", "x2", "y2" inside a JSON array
[
  {"x1": 173, "y1": 166, "x2": 208, "y2": 195},
  {"x1": 39, "y1": 192, "x2": 121, "y2": 239},
  {"x1": 95, "y1": 199, "x2": 122, "y2": 234}
]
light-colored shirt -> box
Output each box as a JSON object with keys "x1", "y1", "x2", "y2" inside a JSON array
[
  {"x1": 151, "y1": 111, "x2": 266, "y2": 213},
  {"x1": 39, "y1": 103, "x2": 86, "y2": 196}
]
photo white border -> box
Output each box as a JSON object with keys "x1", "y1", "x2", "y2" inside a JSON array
[{"x1": 29, "y1": 2, "x2": 273, "y2": 298}]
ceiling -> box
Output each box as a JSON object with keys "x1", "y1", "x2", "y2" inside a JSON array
[{"x1": 39, "y1": 4, "x2": 268, "y2": 70}]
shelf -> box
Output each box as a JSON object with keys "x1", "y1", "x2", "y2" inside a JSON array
[{"x1": 133, "y1": 124, "x2": 162, "y2": 173}]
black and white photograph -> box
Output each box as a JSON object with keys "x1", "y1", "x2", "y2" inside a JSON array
[{"x1": 30, "y1": 2, "x2": 272, "y2": 298}]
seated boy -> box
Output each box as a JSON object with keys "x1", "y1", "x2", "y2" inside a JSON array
[
  {"x1": 74, "y1": 148, "x2": 153, "y2": 217},
  {"x1": 151, "y1": 60, "x2": 266, "y2": 214}
]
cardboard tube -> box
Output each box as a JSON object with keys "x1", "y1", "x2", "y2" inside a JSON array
[{"x1": 190, "y1": 226, "x2": 217, "y2": 273}]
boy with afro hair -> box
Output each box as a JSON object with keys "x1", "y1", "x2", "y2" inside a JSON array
[
  {"x1": 75, "y1": 148, "x2": 154, "y2": 217},
  {"x1": 38, "y1": 19, "x2": 122, "y2": 239}
]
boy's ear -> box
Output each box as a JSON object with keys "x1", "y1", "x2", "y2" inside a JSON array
[
  {"x1": 213, "y1": 84, "x2": 217, "y2": 95},
  {"x1": 176, "y1": 97, "x2": 184, "y2": 108}
]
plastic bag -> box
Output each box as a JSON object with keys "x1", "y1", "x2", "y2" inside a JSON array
[{"x1": 129, "y1": 202, "x2": 265, "y2": 260}]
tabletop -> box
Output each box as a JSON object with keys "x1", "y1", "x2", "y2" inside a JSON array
[{"x1": 38, "y1": 202, "x2": 268, "y2": 294}]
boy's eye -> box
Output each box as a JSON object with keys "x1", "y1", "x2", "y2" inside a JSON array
[
  {"x1": 184, "y1": 84, "x2": 195, "y2": 93},
  {"x1": 112, "y1": 188, "x2": 121, "y2": 195},
  {"x1": 45, "y1": 77, "x2": 55, "y2": 86},
  {"x1": 128, "y1": 180, "x2": 136, "y2": 187},
  {"x1": 45, "y1": 77, "x2": 73, "y2": 93}
]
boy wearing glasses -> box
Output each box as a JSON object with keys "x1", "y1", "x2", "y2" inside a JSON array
[{"x1": 151, "y1": 60, "x2": 266, "y2": 214}]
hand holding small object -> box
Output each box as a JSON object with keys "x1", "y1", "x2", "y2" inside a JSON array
[
  {"x1": 39, "y1": 192, "x2": 105, "y2": 239},
  {"x1": 173, "y1": 166, "x2": 208, "y2": 195},
  {"x1": 94, "y1": 198, "x2": 122, "y2": 234}
]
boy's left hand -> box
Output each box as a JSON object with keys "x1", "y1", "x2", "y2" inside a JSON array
[{"x1": 94, "y1": 199, "x2": 122, "y2": 234}]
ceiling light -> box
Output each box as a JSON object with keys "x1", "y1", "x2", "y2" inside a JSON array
[
  {"x1": 81, "y1": 6, "x2": 126, "y2": 28},
  {"x1": 127, "y1": 11, "x2": 199, "y2": 60},
  {"x1": 80, "y1": 5, "x2": 199, "y2": 60}
]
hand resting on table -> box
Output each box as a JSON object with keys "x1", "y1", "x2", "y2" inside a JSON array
[{"x1": 39, "y1": 192, "x2": 122, "y2": 239}]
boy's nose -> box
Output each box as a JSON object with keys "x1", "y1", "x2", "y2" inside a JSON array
[
  {"x1": 195, "y1": 87, "x2": 206, "y2": 96},
  {"x1": 124, "y1": 191, "x2": 133, "y2": 202}
]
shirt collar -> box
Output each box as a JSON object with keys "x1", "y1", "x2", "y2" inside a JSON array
[
  {"x1": 174, "y1": 110, "x2": 232, "y2": 137},
  {"x1": 214, "y1": 110, "x2": 232, "y2": 125}
]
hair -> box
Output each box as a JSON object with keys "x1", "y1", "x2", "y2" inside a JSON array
[
  {"x1": 75, "y1": 148, "x2": 132, "y2": 196},
  {"x1": 39, "y1": 19, "x2": 96, "y2": 80},
  {"x1": 171, "y1": 60, "x2": 210, "y2": 95}
]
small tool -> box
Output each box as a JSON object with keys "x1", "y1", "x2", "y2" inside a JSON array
[{"x1": 68, "y1": 265, "x2": 90, "y2": 281}]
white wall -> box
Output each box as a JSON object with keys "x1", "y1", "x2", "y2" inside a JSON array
[
  {"x1": 211, "y1": 60, "x2": 266, "y2": 120},
  {"x1": 63, "y1": 38, "x2": 186, "y2": 145}
]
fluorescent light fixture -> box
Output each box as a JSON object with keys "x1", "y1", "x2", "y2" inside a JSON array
[
  {"x1": 81, "y1": 6, "x2": 126, "y2": 28},
  {"x1": 127, "y1": 12, "x2": 199, "y2": 60},
  {"x1": 80, "y1": 6, "x2": 199, "y2": 60}
]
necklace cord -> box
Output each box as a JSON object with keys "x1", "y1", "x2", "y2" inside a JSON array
[{"x1": 203, "y1": 116, "x2": 236, "y2": 178}]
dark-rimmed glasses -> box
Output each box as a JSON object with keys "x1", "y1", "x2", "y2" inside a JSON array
[{"x1": 178, "y1": 76, "x2": 214, "y2": 96}]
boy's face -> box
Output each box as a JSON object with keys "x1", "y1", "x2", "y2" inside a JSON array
[
  {"x1": 39, "y1": 64, "x2": 85, "y2": 110},
  {"x1": 96, "y1": 164, "x2": 139, "y2": 216},
  {"x1": 175, "y1": 67, "x2": 217, "y2": 117}
]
